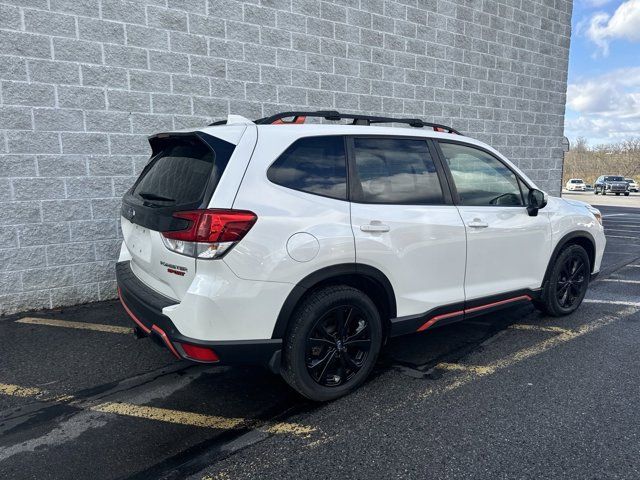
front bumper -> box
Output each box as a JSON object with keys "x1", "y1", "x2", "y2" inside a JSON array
[{"x1": 115, "y1": 261, "x2": 282, "y2": 367}]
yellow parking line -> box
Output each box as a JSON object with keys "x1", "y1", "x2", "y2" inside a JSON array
[
  {"x1": 92, "y1": 402, "x2": 246, "y2": 430},
  {"x1": 509, "y1": 324, "x2": 572, "y2": 334},
  {"x1": 436, "y1": 362, "x2": 495, "y2": 375},
  {"x1": 421, "y1": 306, "x2": 638, "y2": 398},
  {"x1": 91, "y1": 402, "x2": 316, "y2": 437},
  {"x1": 0, "y1": 383, "x2": 44, "y2": 398},
  {"x1": 0, "y1": 384, "x2": 315, "y2": 438},
  {"x1": 16, "y1": 317, "x2": 132, "y2": 335}
]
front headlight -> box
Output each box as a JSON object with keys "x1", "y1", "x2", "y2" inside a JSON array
[{"x1": 586, "y1": 205, "x2": 602, "y2": 225}]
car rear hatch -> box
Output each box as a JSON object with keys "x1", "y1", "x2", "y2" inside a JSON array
[{"x1": 121, "y1": 129, "x2": 242, "y2": 301}]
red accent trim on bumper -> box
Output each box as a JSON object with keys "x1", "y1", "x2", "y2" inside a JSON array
[
  {"x1": 118, "y1": 287, "x2": 182, "y2": 360},
  {"x1": 118, "y1": 287, "x2": 151, "y2": 335},
  {"x1": 417, "y1": 295, "x2": 533, "y2": 332},
  {"x1": 151, "y1": 325, "x2": 182, "y2": 359}
]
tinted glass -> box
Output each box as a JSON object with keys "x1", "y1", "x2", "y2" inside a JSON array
[
  {"x1": 605, "y1": 176, "x2": 624, "y2": 181},
  {"x1": 440, "y1": 143, "x2": 523, "y2": 206},
  {"x1": 352, "y1": 138, "x2": 443, "y2": 204},
  {"x1": 133, "y1": 136, "x2": 233, "y2": 206},
  {"x1": 267, "y1": 136, "x2": 347, "y2": 200}
]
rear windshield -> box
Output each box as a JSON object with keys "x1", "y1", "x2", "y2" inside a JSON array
[
  {"x1": 605, "y1": 176, "x2": 624, "y2": 182},
  {"x1": 133, "y1": 134, "x2": 234, "y2": 207}
]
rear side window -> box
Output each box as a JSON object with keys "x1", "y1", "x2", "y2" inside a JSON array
[
  {"x1": 267, "y1": 136, "x2": 347, "y2": 200},
  {"x1": 351, "y1": 137, "x2": 444, "y2": 204},
  {"x1": 133, "y1": 135, "x2": 234, "y2": 207}
]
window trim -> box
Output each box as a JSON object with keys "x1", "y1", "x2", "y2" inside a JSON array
[
  {"x1": 346, "y1": 134, "x2": 453, "y2": 206},
  {"x1": 434, "y1": 139, "x2": 532, "y2": 208},
  {"x1": 266, "y1": 135, "x2": 350, "y2": 202}
]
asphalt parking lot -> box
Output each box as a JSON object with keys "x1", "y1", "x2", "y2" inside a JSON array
[{"x1": 1, "y1": 202, "x2": 639, "y2": 480}]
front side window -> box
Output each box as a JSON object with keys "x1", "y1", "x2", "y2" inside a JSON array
[
  {"x1": 351, "y1": 137, "x2": 444, "y2": 204},
  {"x1": 267, "y1": 136, "x2": 347, "y2": 200},
  {"x1": 439, "y1": 142, "x2": 524, "y2": 207}
]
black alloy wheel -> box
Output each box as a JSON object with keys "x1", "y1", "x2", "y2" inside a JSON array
[
  {"x1": 535, "y1": 244, "x2": 590, "y2": 317},
  {"x1": 555, "y1": 254, "x2": 588, "y2": 309},
  {"x1": 305, "y1": 305, "x2": 371, "y2": 387},
  {"x1": 281, "y1": 285, "x2": 382, "y2": 401}
]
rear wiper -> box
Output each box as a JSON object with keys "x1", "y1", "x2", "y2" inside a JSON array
[{"x1": 137, "y1": 191, "x2": 175, "y2": 202}]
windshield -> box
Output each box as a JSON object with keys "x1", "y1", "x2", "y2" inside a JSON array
[
  {"x1": 604, "y1": 176, "x2": 625, "y2": 182},
  {"x1": 570, "y1": 179, "x2": 583, "y2": 183}
]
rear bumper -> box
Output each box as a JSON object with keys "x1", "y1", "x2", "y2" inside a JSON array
[{"x1": 115, "y1": 261, "x2": 282, "y2": 367}]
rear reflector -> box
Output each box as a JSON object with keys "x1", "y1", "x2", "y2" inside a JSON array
[
  {"x1": 161, "y1": 209, "x2": 257, "y2": 259},
  {"x1": 180, "y1": 343, "x2": 219, "y2": 362}
]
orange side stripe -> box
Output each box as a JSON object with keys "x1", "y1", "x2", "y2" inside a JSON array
[
  {"x1": 464, "y1": 295, "x2": 532, "y2": 314},
  {"x1": 416, "y1": 295, "x2": 533, "y2": 332},
  {"x1": 417, "y1": 310, "x2": 464, "y2": 332}
]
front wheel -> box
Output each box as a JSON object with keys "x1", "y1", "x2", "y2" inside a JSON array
[
  {"x1": 625, "y1": 192, "x2": 630, "y2": 196},
  {"x1": 281, "y1": 286, "x2": 382, "y2": 402},
  {"x1": 594, "y1": 189, "x2": 599, "y2": 195},
  {"x1": 535, "y1": 244, "x2": 590, "y2": 317}
]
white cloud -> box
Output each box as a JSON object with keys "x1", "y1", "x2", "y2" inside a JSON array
[
  {"x1": 585, "y1": 0, "x2": 640, "y2": 56},
  {"x1": 565, "y1": 67, "x2": 640, "y2": 143}
]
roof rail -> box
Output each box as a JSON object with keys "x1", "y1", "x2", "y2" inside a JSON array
[{"x1": 253, "y1": 110, "x2": 462, "y2": 135}]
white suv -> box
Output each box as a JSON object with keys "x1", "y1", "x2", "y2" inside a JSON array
[{"x1": 116, "y1": 111, "x2": 605, "y2": 401}]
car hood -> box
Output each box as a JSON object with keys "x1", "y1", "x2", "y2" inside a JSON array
[{"x1": 562, "y1": 198, "x2": 591, "y2": 209}]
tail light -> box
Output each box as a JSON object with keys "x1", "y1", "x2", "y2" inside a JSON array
[{"x1": 161, "y1": 209, "x2": 257, "y2": 259}]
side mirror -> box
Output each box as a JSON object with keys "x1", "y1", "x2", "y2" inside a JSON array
[{"x1": 527, "y1": 189, "x2": 547, "y2": 216}]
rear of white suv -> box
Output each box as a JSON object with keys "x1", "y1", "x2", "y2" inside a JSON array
[{"x1": 117, "y1": 111, "x2": 605, "y2": 401}]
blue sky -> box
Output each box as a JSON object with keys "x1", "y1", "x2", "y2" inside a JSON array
[{"x1": 564, "y1": 0, "x2": 640, "y2": 145}]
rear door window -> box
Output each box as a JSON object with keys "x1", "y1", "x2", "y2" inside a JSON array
[
  {"x1": 267, "y1": 136, "x2": 347, "y2": 200},
  {"x1": 351, "y1": 137, "x2": 444, "y2": 204},
  {"x1": 132, "y1": 135, "x2": 234, "y2": 208}
]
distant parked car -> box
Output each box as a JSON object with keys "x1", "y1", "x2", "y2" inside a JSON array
[
  {"x1": 565, "y1": 179, "x2": 586, "y2": 191},
  {"x1": 624, "y1": 178, "x2": 638, "y2": 192},
  {"x1": 594, "y1": 175, "x2": 630, "y2": 196}
]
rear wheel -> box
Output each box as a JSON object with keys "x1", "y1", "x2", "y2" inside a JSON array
[
  {"x1": 281, "y1": 286, "x2": 382, "y2": 402},
  {"x1": 535, "y1": 244, "x2": 590, "y2": 317}
]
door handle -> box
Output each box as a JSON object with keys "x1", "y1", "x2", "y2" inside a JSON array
[
  {"x1": 467, "y1": 219, "x2": 488, "y2": 228},
  {"x1": 360, "y1": 222, "x2": 390, "y2": 233}
]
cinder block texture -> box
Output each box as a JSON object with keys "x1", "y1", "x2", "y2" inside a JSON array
[{"x1": 0, "y1": 0, "x2": 572, "y2": 314}]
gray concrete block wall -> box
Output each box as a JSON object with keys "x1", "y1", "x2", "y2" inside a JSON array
[{"x1": 0, "y1": 0, "x2": 572, "y2": 314}]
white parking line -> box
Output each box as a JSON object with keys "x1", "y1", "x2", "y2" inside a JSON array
[
  {"x1": 602, "y1": 279, "x2": 640, "y2": 285},
  {"x1": 584, "y1": 299, "x2": 640, "y2": 307},
  {"x1": 606, "y1": 230, "x2": 640, "y2": 235},
  {"x1": 605, "y1": 235, "x2": 640, "y2": 240}
]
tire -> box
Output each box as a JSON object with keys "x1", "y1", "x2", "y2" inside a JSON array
[
  {"x1": 281, "y1": 285, "x2": 383, "y2": 402},
  {"x1": 616, "y1": 193, "x2": 620, "y2": 196},
  {"x1": 594, "y1": 190, "x2": 598, "y2": 195},
  {"x1": 535, "y1": 244, "x2": 590, "y2": 317},
  {"x1": 625, "y1": 192, "x2": 630, "y2": 196},
  {"x1": 602, "y1": 190, "x2": 607, "y2": 195}
]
